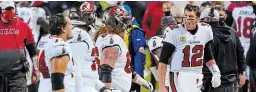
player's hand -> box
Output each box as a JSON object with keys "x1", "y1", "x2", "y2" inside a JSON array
[
  {"x1": 33, "y1": 70, "x2": 40, "y2": 83},
  {"x1": 239, "y1": 73, "x2": 246, "y2": 87},
  {"x1": 142, "y1": 81, "x2": 154, "y2": 92},
  {"x1": 139, "y1": 47, "x2": 145, "y2": 53},
  {"x1": 158, "y1": 86, "x2": 168, "y2": 92},
  {"x1": 211, "y1": 73, "x2": 221, "y2": 88}
]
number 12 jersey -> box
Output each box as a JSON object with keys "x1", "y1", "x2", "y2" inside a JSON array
[{"x1": 163, "y1": 23, "x2": 213, "y2": 73}]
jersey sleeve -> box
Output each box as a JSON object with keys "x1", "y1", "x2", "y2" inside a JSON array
[
  {"x1": 162, "y1": 27, "x2": 178, "y2": 46},
  {"x1": 46, "y1": 40, "x2": 71, "y2": 59},
  {"x1": 96, "y1": 34, "x2": 122, "y2": 55},
  {"x1": 69, "y1": 28, "x2": 91, "y2": 43}
]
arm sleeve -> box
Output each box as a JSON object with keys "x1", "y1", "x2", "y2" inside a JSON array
[
  {"x1": 142, "y1": 4, "x2": 152, "y2": 37},
  {"x1": 235, "y1": 31, "x2": 246, "y2": 73},
  {"x1": 204, "y1": 27, "x2": 214, "y2": 62},
  {"x1": 24, "y1": 22, "x2": 36, "y2": 57},
  {"x1": 131, "y1": 29, "x2": 146, "y2": 52},
  {"x1": 159, "y1": 42, "x2": 175, "y2": 64},
  {"x1": 204, "y1": 40, "x2": 214, "y2": 62}
]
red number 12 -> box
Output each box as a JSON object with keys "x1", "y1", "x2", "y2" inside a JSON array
[{"x1": 182, "y1": 45, "x2": 203, "y2": 67}]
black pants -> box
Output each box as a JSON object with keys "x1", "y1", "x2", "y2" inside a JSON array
[
  {"x1": 202, "y1": 75, "x2": 237, "y2": 92},
  {"x1": 239, "y1": 80, "x2": 249, "y2": 92},
  {"x1": 28, "y1": 81, "x2": 40, "y2": 92},
  {"x1": 249, "y1": 68, "x2": 256, "y2": 92},
  {"x1": 202, "y1": 84, "x2": 236, "y2": 92},
  {"x1": 130, "y1": 83, "x2": 141, "y2": 92},
  {"x1": 0, "y1": 72, "x2": 27, "y2": 92}
]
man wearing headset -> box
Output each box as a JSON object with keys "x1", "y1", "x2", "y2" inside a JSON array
[
  {"x1": 201, "y1": 8, "x2": 246, "y2": 92},
  {"x1": 0, "y1": 1, "x2": 39, "y2": 92}
]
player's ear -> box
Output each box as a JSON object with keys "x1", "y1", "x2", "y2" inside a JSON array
[{"x1": 61, "y1": 27, "x2": 66, "y2": 33}]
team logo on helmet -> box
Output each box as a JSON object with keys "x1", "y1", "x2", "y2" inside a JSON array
[
  {"x1": 80, "y1": 1, "x2": 94, "y2": 14},
  {"x1": 109, "y1": 7, "x2": 125, "y2": 16}
]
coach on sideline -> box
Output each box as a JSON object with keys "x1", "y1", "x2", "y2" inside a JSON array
[
  {"x1": 0, "y1": 1, "x2": 39, "y2": 92},
  {"x1": 201, "y1": 8, "x2": 246, "y2": 92}
]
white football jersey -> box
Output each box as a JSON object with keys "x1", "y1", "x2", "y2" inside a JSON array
[
  {"x1": 95, "y1": 33, "x2": 131, "y2": 73},
  {"x1": 233, "y1": 5, "x2": 256, "y2": 55},
  {"x1": 42, "y1": 36, "x2": 75, "y2": 76},
  {"x1": 163, "y1": 23, "x2": 213, "y2": 73},
  {"x1": 68, "y1": 27, "x2": 99, "y2": 79},
  {"x1": 30, "y1": 7, "x2": 46, "y2": 43},
  {"x1": 17, "y1": 7, "x2": 32, "y2": 24}
]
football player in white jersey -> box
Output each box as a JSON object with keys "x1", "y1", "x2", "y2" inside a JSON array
[
  {"x1": 37, "y1": 13, "x2": 75, "y2": 92},
  {"x1": 16, "y1": 1, "x2": 32, "y2": 24},
  {"x1": 94, "y1": 6, "x2": 132, "y2": 92},
  {"x1": 37, "y1": 34, "x2": 52, "y2": 92},
  {"x1": 17, "y1": 1, "x2": 49, "y2": 43},
  {"x1": 158, "y1": 4, "x2": 221, "y2": 92},
  {"x1": 232, "y1": 2, "x2": 256, "y2": 85},
  {"x1": 95, "y1": 6, "x2": 154, "y2": 92},
  {"x1": 67, "y1": 2, "x2": 111, "y2": 92},
  {"x1": 29, "y1": 1, "x2": 49, "y2": 43}
]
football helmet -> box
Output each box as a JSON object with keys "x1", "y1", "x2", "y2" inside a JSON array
[
  {"x1": 102, "y1": 5, "x2": 131, "y2": 30},
  {"x1": 69, "y1": 1, "x2": 96, "y2": 26}
]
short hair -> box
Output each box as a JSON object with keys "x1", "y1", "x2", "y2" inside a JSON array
[
  {"x1": 185, "y1": 4, "x2": 200, "y2": 17},
  {"x1": 49, "y1": 13, "x2": 67, "y2": 35},
  {"x1": 201, "y1": 2, "x2": 212, "y2": 7}
]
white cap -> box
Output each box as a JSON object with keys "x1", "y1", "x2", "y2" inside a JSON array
[
  {"x1": 0, "y1": 1, "x2": 15, "y2": 9},
  {"x1": 200, "y1": 8, "x2": 219, "y2": 20}
]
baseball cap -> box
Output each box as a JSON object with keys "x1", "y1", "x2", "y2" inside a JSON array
[
  {"x1": 200, "y1": 8, "x2": 220, "y2": 21},
  {"x1": 0, "y1": 1, "x2": 15, "y2": 9}
]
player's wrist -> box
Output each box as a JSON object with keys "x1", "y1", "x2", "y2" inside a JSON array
[
  {"x1": 239, "y1": 71, "x2": 245, "y2": 75},
  {"x1": 209, "y1": 64, "x2": 221, "y2": 75},
  {"x1": 32, "y1": 56, "x2": 39, "y2": 70}
]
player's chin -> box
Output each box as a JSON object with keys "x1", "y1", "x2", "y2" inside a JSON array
[{"x1": 68, "y1": 35, "x2": 73, "y2": 40}]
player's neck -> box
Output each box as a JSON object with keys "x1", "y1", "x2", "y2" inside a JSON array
[
  {"x1": 183, "y1": 24, "x2": 198, "y2": 35},
  {"x1": 51, "y1": 34, "x2": 68, "y2": 41}
]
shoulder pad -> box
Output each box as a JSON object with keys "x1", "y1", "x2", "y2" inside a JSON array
[
  {"x1": 69, "y1": 28, "x2": 91, "y2": 43},
  {"x1": 48, "y1": 40, "x2": 70, "y2": 59},
  {"x1": 96, "y1": 33, "x2": 123, "y2": 50}
]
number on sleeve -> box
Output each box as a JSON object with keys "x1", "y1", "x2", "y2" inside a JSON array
[{"x1": 182, "y1": 45, "x2": 204, "y2": 67}]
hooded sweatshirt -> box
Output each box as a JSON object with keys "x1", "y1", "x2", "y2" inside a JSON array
[{"x1": 203, "y1": 24, "x2": 245, "y2": 86}]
